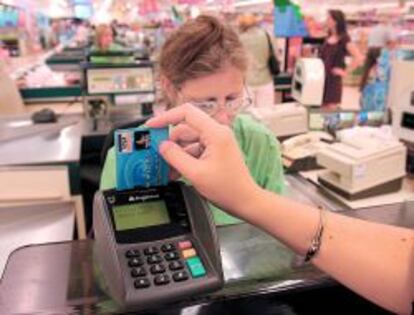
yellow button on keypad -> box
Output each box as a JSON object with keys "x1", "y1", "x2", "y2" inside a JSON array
[{"x1": 182, "y1": 248, "x2": 196, "y2": 259}]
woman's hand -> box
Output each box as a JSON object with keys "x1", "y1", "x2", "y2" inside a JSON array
[
  {"x1": 332, "y1": 67, "x2": 346, "y2": 77},
  {"x1": 145, "y1": 104, "x2": 262, "y2": 216}
]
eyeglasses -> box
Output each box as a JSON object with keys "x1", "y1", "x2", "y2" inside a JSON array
[
  {"x1": 189, "y1": 96, "x2": 252, "y2": 116},
  {"x1": 178, "y1": 88, "x2": 253, "y2": 117}
]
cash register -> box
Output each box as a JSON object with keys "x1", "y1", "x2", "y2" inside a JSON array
[
  {"x1": 82, "y1": 59, "x2": 156, "y2": 129},
  {"x1": 291, "y1": 58, "x2": 325, "y2": 107},
  {"x1": 248, "y1": 103, "x2": 308, "y2": 138},
  {"x1": 93, "y1": 126, "x2": 224, "y2": 310},
  {"x1": 316, "y1": 137, "x2": 407, "y2": 200}
]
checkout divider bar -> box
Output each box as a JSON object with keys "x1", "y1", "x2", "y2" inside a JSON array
[{"x1": 285, "y1": 175, "x2": 346, "y2": 212}]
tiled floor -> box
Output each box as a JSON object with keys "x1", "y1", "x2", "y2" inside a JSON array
[{"x1": 341, "y1": 86, "x2": 361, "y2": 111}]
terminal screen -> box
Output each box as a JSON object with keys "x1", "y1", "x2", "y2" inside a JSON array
[
  {"x1": 309, "y1": 113, "x2": 324, "y2": 130},
  {"x1": 402, "y1": 112, "x2": 414, "y2": 130},
  {"x1": 294, "y1": 81, "x2": 302, "y2": 92},
  {"x1": 112, "y1": 201, "x2": 170, "y2": 231},
  {"x1": 87, "y1": 67, "x2": 154, "y2": 94}
]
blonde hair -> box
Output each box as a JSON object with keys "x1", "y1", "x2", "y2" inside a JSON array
[
  {"x1": 159, "y1": 15, "x2": 247, "y2": 88},
  {"x1": 94, "y1": 24, "x2": 113, "y2": 49},
  {"x1": 238, "y1": 14, "x2": 258, "y2": 32}
]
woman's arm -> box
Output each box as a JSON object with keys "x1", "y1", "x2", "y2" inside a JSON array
[
  {"x1": 146, "y1": 105, "x2": 414, "y2": 314},
  {"x1": 248, "y1": 189, "x2": 414, "y2": 314},
  {"x1": 346, "y1": 41, "x2": 364, "y2": 71},
  {"x1": 332, "y1": 41, "x2": 364, "y2": 77}
]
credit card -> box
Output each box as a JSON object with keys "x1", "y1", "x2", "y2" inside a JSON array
[{"x1": 115, "y1": 127, "x2": 169, "y2": 190}]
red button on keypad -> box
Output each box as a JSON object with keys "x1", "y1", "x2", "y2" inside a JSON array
[{"x1": 178, "y1": 240, "x2": 192, "y2": 250}]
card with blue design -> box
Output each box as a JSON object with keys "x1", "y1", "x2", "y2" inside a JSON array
[{"x1": 115, "y1": 126, "x2": 169, "y2": 190}]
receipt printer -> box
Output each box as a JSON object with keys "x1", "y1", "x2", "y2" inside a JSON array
[
  {"x1": 291, "y1": 58, "x2": 325, "y2": 106},
  {"x1": 93, "y1": 182, "x2": 224, "y2": 310},
  {"x1": 317, "y1": 138, "x2": 407, "y2": 200},
  {"x1": 248, "y1": 103, "x2": 308, "y2": 138}
]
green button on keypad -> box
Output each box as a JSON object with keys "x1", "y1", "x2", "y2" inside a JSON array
[{"x1": 186, "y1": 256, "x2": 206, "y2": 278}]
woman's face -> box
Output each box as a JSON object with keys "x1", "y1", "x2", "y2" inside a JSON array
[
  {"x1": 326, "y1": 14, "x2": 336, "y2": 33},
  {"x1": 175, "y1": 65, "x2": 245, "y2": 126},
  {"x1": 99, "y1": 29, "x2": 113, "y2": 50}
]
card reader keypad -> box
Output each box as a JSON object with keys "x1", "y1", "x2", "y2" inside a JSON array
[
  {"x1": 150, "y1": 264, "x2": 166, "y2": 274},
  {"x1": 125, "y1": 240, "x2": 206, "y2": 290},
  {"x1": 128, "y1": 257, "x2": 144, "y2": 267},
  {"x1": 131, "y1": 267, "x2": 147, "y2": 277}
]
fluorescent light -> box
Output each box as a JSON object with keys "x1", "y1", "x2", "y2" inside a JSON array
[
  {"x1": 234, "y1": 0, "x2": 271, "y2": 7},
  {"x1": 93, "y1": 0, "x2": 113, "y2": 23}
]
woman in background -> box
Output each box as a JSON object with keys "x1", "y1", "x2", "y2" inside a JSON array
[
  {"x1": 359, "y1": 47, "x2": 383, "y2": 111},
  {"x1": 90, "y1": 24, "x2": 133, "y2": 64},
  {"x1": 91, "y1": 24, "x2": 122, "y2": 52},
  {"x1": 238, "y1": 14, "x2": 276, "y2": 107},
  {"x1": 360, "y1": 33, "x2": 400, "y2": 112},
  {"x1": 320, "y1": 10, "x2": 363, "y2": 110}
]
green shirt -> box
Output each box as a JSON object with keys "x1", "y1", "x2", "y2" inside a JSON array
[
  {"x1": 89, "y1": 43, "x2": 134, "y2": 64},
  {"x1": 100, "y1": 114, "x2": 285, "y2": 226}
]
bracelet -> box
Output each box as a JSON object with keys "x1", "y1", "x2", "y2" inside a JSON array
[{"x1": 304, "y1": 206, "x2": 326, "y2": 262}]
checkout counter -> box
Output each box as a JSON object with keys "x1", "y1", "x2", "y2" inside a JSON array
[
  {"x1": 17, "y1": 64, "x2": 82, "y2": 104},
  {"x1": 17, "y1": 46, "x2": 153, "y2": 105},
  {"x1": 14, "y1": 44, "x2": 86, "y2": 104},
  {"x1": 1, "y1": 176, "x2": 413, "y2": 314},
  {"x1": 1, "y1": 104, "x2": 412, "y2": 314},
  {"x1": 0, "y1": 51, "x2": 157, "y2": 278},
  {"x1": 45, "y1": 46, "x2": 87, "y2": 71}
]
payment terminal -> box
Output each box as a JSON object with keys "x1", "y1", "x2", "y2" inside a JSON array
[{"x1": 93, "y1": 181, "x2": 224, "y2": 310}]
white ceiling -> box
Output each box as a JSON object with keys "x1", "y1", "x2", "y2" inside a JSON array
[
  {"x1": 2, "y1": 0, "x2": 73, "y2": 17},
  {"x1": 5, "y1": 0, "x2": 412, "y2": 18}
]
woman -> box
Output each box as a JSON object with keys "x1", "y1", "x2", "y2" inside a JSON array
[
  {"x1": 360, "y1": 35, "x2": 400, "y2": 112},
  {"x1": 320, "y1": 10, "x2": 363, "y2": 110},
  {"x1": 92, "y1": 24, "x2": 120, "y2": 52},
  {"x1": 146, "y1": 104, "x2": 414, "y2": 314},
  {"x1": 100, "y1": 15, "x2": 285, "y2": 226},
  {"x1": 238, "y1": 13, "x2": 276, "y2": 107},
  {"x1": 359, "y1": 47, "x2": 383, "y2": 111},
  {"x1": 90, "y1": 24, "x2": 133, "y2": 64}
]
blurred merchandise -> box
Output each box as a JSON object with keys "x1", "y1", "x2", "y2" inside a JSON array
[{"x1": 16, "y1": 64, "x2": 80, "y2": 89}]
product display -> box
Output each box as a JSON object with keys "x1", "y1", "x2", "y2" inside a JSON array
[{"x1": 16, "y1": 65, "x2": 80, "y2": 88}]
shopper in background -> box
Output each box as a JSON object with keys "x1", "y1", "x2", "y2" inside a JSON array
[
  {"x1": 238, "y1": 13, "x2": 276, "y2": 107},
  {"x1": 91, "y1": 24, "x2": 121, "y2": 52},
  {"x1": 367, "y1": 17, "x2": 395, "y2": 49},
  {"x1": 359, "y1": 47, "x2": 383, "y2": 111},
  {"x1": 320, "y1": 10, "x2": 363, "y2": 110},
  {"x1": 146, "y1": 104, "x2": 414, "y2": 315},
  {"x1": 49, "y1": 21, "x2": 60, "y2": 47},
  {"x1": 74, "y1": 21, "x2": 89, "y2": 46},
  {"x1": 360, "y1": 33, "x2": 400, "y2": 111},
  {"x1": 110, "y1": 19, "x2": 119, "y2": 38},
  {"x1": 100, "y1": 15, "x2": 285, "y2": 226},
  {"x1": 124, "y1": 24, "x2": 151, "y2": 58},
  {"x1": 90, "y1": 24, "x2": 133, "y2": 64},
  {"x1": 153, "y1": 22, "x2": 166, "y2": 53}
]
